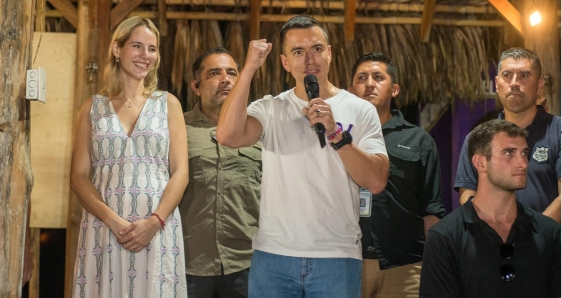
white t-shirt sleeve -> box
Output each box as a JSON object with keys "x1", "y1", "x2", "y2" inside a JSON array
[
  {"x1": 247, "y1": 95, "x2": 274, "y2": 138},
  {"x1": 354, "y1": 102, "x2": 387, "y2": 157}
]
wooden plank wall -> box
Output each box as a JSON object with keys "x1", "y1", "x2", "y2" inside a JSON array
[{"x1": 30, "y1": 32, "x2": 77, "y2": 229}]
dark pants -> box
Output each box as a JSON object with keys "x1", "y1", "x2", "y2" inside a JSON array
[{"x1": 186, "y1": 268, "x2": 250, "y2": 298}]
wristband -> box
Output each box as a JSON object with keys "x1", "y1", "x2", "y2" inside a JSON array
[
  {"x1": 151, "y1": 213, "x2": 165, "y2": 229},
  {"x1": 327, "y1": 126, "x2": 343, "y2": 141}
]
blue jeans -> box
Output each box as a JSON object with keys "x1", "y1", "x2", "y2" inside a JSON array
[{"x1": 248, "y1": 250, "x2": 361, "y2": 298}]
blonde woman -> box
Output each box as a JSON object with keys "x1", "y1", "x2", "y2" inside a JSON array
[{"x1": 70, "y1": 16, "x2": 188, "y2": 297}]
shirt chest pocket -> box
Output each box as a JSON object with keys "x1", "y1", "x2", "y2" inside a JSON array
[
  {"x1": 388, "y1": 146, "x2": 422, "y2": 185},
  {"x1": 233, "y1": 145, "x2": 262, "y2": 183}
]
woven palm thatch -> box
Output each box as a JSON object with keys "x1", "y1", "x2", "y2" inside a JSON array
[
  {"x1": 240, "y1": 21, "x2": 495, "y2": 109},
  {"x1": 139, "y1": 1, "x2": 510, "y2": 108},
  {"x1": 351, "y1": 23, "x2": 495, "y2": 108}
]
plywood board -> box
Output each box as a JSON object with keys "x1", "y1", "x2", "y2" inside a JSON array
[{"x1": 30, "y1": 32, "x2": 76, "y2": 228}]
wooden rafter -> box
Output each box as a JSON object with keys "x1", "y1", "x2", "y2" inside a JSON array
[
  {"x1": 141, "y1": 0, "x2": 497, "y2": 14},
  {"x1": 487, "y1": 0, "x2": 524, "y2": 37},
  {"x1": 250, "y1": 0, "x2": 261, "y2": 40},
  {"x1": 122, "y1": 11, "x2": 506, "y2": 28},
  {"x1": 344, "y1": 0, "x2": 356, "y2": 41},
  {"x1": 47, "y1": 0, "x2": 77, "y2": 28},
  {"x1": 110, "y1": 0, "x2": 144, "y2": 30},
  {"x1": 420, "y1": 0, "x2": 436, "y2": 42}
]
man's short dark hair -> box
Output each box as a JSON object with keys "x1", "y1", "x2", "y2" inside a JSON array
[
  {"x1": 192, "y1": 47, "x2": 240, "y2": 82},
  {"x1": 279, "y1": 15, "x2": 329, "y2": 54},
  {"x1": 498, "y1": 47, "x2": 542, "y2": 77},
  {"x1": 350, "y1": 53, "x2": 398, "y2": 85},
  {"x1": 468, "y1": 119, "x2": 528, "y2": 161}
]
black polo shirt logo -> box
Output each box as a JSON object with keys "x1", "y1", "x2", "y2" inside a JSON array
[{"x1": 532, "y1": 146, "x2": 549, "y2": 163}]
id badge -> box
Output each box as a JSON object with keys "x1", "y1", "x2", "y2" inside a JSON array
[{"x1": 359, "y1": 188, "x2": 372, "y2": 217}]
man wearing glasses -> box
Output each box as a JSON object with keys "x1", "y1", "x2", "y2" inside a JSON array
[
  {"x1": 420, "y1": 119, "x2": 560, "y2": 298},
  {"x1": 179, "y1": 47, "x2": 262, "y2": 298}
]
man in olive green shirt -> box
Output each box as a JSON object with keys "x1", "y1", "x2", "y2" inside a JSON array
[{"x1": 180, "y1": 47, "x2": 262, "y2": 298}]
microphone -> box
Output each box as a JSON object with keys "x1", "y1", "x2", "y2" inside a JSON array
[{"x1": 304, "y1": 74, "x2": 326, "y2": 148}]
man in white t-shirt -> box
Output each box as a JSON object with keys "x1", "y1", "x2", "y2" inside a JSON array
[{"x1": 216, "y1": 15, "x2": 389, "y2": 298}]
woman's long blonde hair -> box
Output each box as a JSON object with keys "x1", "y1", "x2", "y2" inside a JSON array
[{"x1": 99, "y1": 16, "x2": 161, "y2": 98}]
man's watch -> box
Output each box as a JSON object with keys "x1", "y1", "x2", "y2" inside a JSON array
[{"x1": 331, "y1": 130, "x2": 353, "y2": 150}]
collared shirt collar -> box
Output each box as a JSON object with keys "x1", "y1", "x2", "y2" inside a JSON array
[
  {"x1": 462, "y1": 197, "x2": 535, "y2": 230},
  {"x1": 498, "y1": 105, "x2": 548, "y2": 129},
  {"x1": 184, "y1": 101, "x2": 217, "y2": 126},
  {"x1": 383, "y1": 109, "x2": 416, "y2": 130}
]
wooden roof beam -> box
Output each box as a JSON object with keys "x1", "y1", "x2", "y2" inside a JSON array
[
  {"x1": 344, "y1": 0, "x2": 357, "y2": 41},
  {"x1": 420, "y1": 0, "x2": 436, "y2": 42},
  {"x1": 126, "y1": 11, "x2": 507, "y2": 27},
  {"x1": 47, "y1": 0, "x2": 77, "y2": 28},
  {"x1": 110, "y1": 0, "x2": 144, "y2": 30},
  {"x1": 487, "y1": 0, "x2": 524, "y2": 38},
  {"x1": 250, "y1": 0, "x2": 261, "y2": 40}
]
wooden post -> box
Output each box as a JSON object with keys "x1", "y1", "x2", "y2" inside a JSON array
[
  {"x1": 28, "y1": 228, "x2": 41, "y2": 298},
  {"x1": 522, "y1": 0, "x2": 560, "y2": 116},
  {"x1": 0, "y1": 0, "x2": 36, "y2": 296},
  {"x1": 64, "y1": 0, "x2": 95, "y2": 296}
]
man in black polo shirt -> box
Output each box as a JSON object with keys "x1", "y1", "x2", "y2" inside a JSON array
[
  {"x1": 421, "y1": 119, "x2": 561, "y2": 298},
  {"x1": 349, "y1": 53, "x2": 446, "y2": 297}
]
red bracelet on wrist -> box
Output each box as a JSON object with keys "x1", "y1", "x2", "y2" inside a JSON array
[
  {"x1": 151, "y1": 213, "x2": 165, "y2": 229},
  {"x1": 327, "y1": 126, "x2": 343, "y2": 141}
]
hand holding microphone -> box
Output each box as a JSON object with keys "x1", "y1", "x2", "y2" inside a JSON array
[{"x1": 304, "y1": 74, "x2": 327, "y2": 148}]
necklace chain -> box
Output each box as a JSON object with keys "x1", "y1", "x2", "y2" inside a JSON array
[{"x1": 114, "y1": 95, "x2": 144, "y2": 108}]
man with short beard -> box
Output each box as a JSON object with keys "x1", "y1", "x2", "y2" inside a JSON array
[{"x1": 179, "y1": 47, "x2": 262, "y2": 298}]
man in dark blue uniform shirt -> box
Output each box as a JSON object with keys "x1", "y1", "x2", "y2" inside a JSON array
[
  {"x1": 455, "y1": 48, "x2": 560, "y2": 223},
  {"x1": 349, "y1": 53, "x2": 446, "y2": 297}
]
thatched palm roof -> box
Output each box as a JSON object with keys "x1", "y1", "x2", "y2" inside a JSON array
[
  {"x1": 162, "y1": 0, "x2": 514, "y2": 109},
  {"x1": 41, "y1": 0, "x2": 560, "y2": 111}
]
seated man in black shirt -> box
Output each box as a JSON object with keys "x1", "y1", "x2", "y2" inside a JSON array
[{"x1": 420, "y1": 119, "x2": 561, "y2": 298}]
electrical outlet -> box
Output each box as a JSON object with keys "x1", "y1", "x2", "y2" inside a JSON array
[{"x1": 26, "y1": 67, "x2": 46, "y2": 103}]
